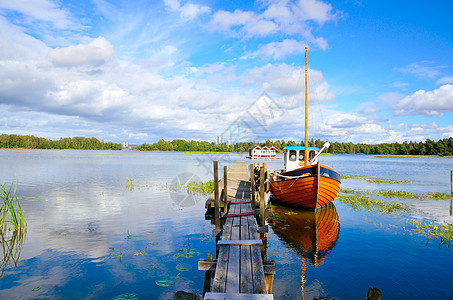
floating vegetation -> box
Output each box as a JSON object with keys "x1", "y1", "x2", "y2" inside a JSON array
[
  {"x1": 200, "y1": 233, "x2": 212, "y2": 243},
  {"x1": 1, "y1": 183, "x2": 27, "y2": 233},
  {"x1": 155, "y1": 279, "x2": 175, "y2": 287},
  {"x1": 377, "y1": 190, "x2": 421, "y2": 199},
  {"x1": 32, "y1": 287, "x2": 41, "y2": 292},
  {"x1": 427, "y1": 192, "x2": 451, "y2": 199},
  {"x1": 112, "y1": 293, "x2": 139, "y2": 300},
  {"x1": 145, "y1": 265, "x2": 158, "y2": 270},
  {"x1": 174, "y1": 240, "x2": 200, "y2": 259},
  {"x1": 409, "y1": 220, "x2": 453, "y2": 247},
  {"x1": 341, "y1": 174, "x2": 368, "y2": 179},
  {"x1": 176, "y1": 263, "x2": 192, "y2": 272},
  {"x1": 147, "y1": 242, "x2": 159, "y2": 246},
  {"x1": 340, "y1": 188, "x2": 451, "y2": 201},
  {"x1": 365, "y1": 179, "x2": 410, "y2": 184},
  {"x1": 184, "y1": 151, "x2": 232, "y2": 154},
  {"x1": 338, "y1": 195, "x2": 410, "y2": 214},
  {"x1": 374, "y1": 155, "x2": 434, "y2": 158},
  {"x1": 125, "y1": 178, "x2": 136, "y2": 191},
  {"x1": 186, "y1": 180, "x2": 214, "y2": 195}
]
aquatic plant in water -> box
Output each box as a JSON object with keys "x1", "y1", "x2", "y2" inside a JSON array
[
  {"x1": 409, "y1": 220, "x2": 453, "y2": 247},
  {"x1": 0, "y1": 183, "x2": 26, "y2": 233},
  {"x1": 337, "y1": 195, "x2": 410, "y2": 214}
]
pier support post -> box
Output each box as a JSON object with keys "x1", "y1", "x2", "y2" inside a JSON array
[
  {"x1": 214, "y1": 161, "x2": 220, "y2": 230},
  {"x1": 250, "y1": 164, "x2": 255, "y2": 209},
  {"x1": 450, "y1": 170, "x2": 453, "y2": 216},
  {"x1": 259, "y1": 163, "x2": 265, "y2": 227},
  {"x1": 223, "y1": 166, "x2": 228, "y2": 214}
]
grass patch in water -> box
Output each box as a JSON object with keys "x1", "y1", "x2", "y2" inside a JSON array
[
  {"x1": 374, "y1": 155, "x2": 434, "y2": 158},
  {"x1": 409, "y1": 220, "x2": 453, "y2": 247},
  {"x1": 366, "y1": 178, "x2": 410, "y2": 184},
  {"x1": 427, "y1": 192, "x2": 451, "y2": 199},
  {"x1": 1, "y1": 183, "x2": 27, "y2": 233},
  {"x1": 185, "y1": 151, "x2": 232, "y2": 154},
  {"x1": 186, "y1": 180, "x2": 214, "y2": 194},
  {"x1": 377, "y1": 190, "x2": 420, "y2": 198},
  {"x1": 338, "y1": 195, "x2": 410, "y2": 214},
  {"x1": 340, "y1": 174, "x2": 368, "y2": 179}
]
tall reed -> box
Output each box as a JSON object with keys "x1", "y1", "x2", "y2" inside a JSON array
[{"x1": 0, "y1": 183, "x2": 27, "y2": 233}]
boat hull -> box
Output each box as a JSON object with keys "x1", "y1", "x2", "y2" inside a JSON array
[{"x1": 269, "y1": 163, "x2": 341, "y2": 210}]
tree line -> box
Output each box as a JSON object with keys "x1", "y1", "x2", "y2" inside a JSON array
[
  {"x1": 0, "y1": 134, "x2": 122, "y2": 150},
  {"x1": 137, "y1": 137, "x2": 453, "y2": 156},
  {"x1": 2, "y1": 134, "x2": 452, "y2": 156}
]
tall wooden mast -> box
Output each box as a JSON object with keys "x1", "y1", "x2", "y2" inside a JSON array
[{"x1": 304, "y1": 46, "x2": 308, "y2": 167}]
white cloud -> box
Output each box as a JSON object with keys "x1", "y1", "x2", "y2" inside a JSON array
[
  {"x1": 0, "y1": 0, "x2": 73, "y2": 28},
  {"x1": 164, "y1": 0, "x2": 211, "y2": 20},
  {"x1": 209, "y1": 0, "x2": 339, "y2": 49},
  {"x1": 48, "y1": 37, "x2": 114, "y2": 67},
  {"x1": 437, "y1": 76, "x2": 453, "y2": 85},
  {"x1": 394, "y1": 61, "x2": 448, "y2": 79},
  {"x1": 393, "y1": 84, "x2": 453, "y2": 117},
  {"x1": 245, "y1": 39, "x2": 306, "y2": 60}
]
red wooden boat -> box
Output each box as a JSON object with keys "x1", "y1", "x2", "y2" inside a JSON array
[{"x1": 269, "y1": 47, "x2": 341, "y2": 210}]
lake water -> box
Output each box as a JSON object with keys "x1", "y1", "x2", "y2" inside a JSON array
[{"x1": 0, "y1": 149, "x2": 453, "y2": 299}]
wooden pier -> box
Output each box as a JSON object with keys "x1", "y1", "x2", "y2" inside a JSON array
[{"x1": 199, "y1": 161, "x2": 274, "y2": 300}]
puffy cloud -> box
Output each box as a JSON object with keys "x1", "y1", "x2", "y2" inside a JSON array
[
  {"x1": 48, "y1": 37, "x2": 114, "y2": 68},
  {"x1": 209, "y1": 0, "x2": 340, "y2": 49},
  {"x1": 393, "y1": 84, "x2": 453, "y2": 117},
  {"x1": 164, "y1": 0, "x2": 211, "y2": 20},
  {"x1": 244, "y1": 39, "x2": 306, "y2": 60}
]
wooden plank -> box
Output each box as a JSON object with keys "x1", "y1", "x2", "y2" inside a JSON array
[
  {"x1": 226, "y1": 212, "x2": 254, "y2": 217},
  {"x1": 198, "y1": 260, "x2": 275, "y2": 275},
  {"x1": 204, "y1": 293, "x2": 274, "y2": 300},
  {"x1": 240, "y1": 203, "x2": 253, "y2": 294},
  {"x1": 218, "y1": 239, "x2": 263, "y2": 246},
  {"x1": 225, "y1": 205, "x2": 240, "y2": 293},
  {"x1": 248, "y1": 215, "x2": 267, "y2": 294},
  {"x1": 212, "y1": 205, "x2": 234, "y2": 293}
]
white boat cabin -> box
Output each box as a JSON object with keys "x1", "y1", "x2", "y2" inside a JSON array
[{"x1": 284, "y1": 146, "x2": 319, "y2": 171}]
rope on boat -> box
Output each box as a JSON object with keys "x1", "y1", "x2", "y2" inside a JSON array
[{"x1": 266, "y1": 170, "x2": 310, "y2": 192}]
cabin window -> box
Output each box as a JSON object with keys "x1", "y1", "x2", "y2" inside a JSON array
[
  {"x1": 289, "y1": 150, "x2": 297, "y2": 161},
  {"x1": 309, "y1": 151, "x2": 316, "y2": 160},
  {"x1": 299, "y1": 153, "x2": 304, "y2": 161}
]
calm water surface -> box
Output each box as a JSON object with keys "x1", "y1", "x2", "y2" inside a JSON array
[{"x1": 0, "y1": 150, "x2": 453, "y2": 299}]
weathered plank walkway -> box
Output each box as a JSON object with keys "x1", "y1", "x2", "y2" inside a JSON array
[{"x1": 200, "y1": 162, "x2": 274, "y2": 300}]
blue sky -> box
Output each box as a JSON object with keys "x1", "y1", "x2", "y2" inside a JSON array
[{"x1": 0, "y1": 0, "x2": 452, "y2": 144}]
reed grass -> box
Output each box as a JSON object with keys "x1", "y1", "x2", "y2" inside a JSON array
[
  {"x1": 409, "y1": 220, "x2": 453, "y2": 247},
  {"x1": 377, "y1": 190, "x2": 420, "y2": 198},
  {"x1": 366, "y1": 179, "x2": 410, "y2": 184},
  {"x1": 338, "y1": 195, "x2": 410, "y2": 214},
  {"x1": 0, "y1": 183, "x2": 26, "y2": 233},
  {"x1": 184, "y1": 151, "x2": 232, "y2": 154},
  {"x1": 186, "y1": 180, "x2": 214, "y2": 194},
  {"x1": 427, "y1": 192, "x2": 451, "y2": 199},
  {"x1": 340, "y1": 174, "x2": 368, "y2": 179},
  {"x1": 374, "y1": 155, "x2": 434, "y2": 158}
]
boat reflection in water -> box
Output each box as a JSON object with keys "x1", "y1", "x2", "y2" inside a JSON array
[{"x1": 267, "y1": 202, "x2": 340, "y2": 266}]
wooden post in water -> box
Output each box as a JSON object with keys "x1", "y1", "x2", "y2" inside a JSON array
[
  {"x1": 249, "y1": 164, "x2": 255, "y2": 209},
  {"x1": 214, "y1": 161, "x2": 220, "y2": 230},
  {"x1": 366, "y1": 287, "x2": 382, "y2": 300},
  {"x1": 259, "y1": 163, "x2": 266, "y2": 226},
  {"x1": 223, "y1": 166, "x2": 228, "y2": 214},
  {"x1": 450, "y1": 170, "x2": 453, "y2": 216}
]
